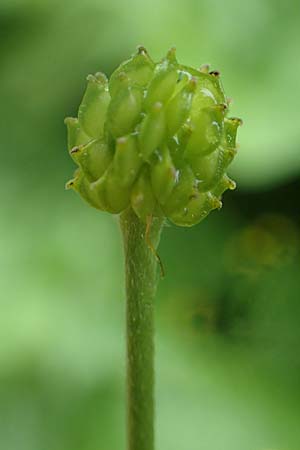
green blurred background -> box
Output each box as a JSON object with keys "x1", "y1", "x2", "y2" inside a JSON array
[{"x1": 1, "y1": 1, "x2": 300, "y2": 449}]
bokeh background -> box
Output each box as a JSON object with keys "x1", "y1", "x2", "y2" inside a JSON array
[{"x1": 1, "y1": 1, "x2": 300, "y2": 449}]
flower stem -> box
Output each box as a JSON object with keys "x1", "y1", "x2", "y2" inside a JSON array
[{"x1": 120, "y1": 208, "x2": 164, "y2": 450}]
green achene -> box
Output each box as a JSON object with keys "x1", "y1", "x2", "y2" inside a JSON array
[{"x1": 65, "y1": 47, "x2": 242, "y2": 226}]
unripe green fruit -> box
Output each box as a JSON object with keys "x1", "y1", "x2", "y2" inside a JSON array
[
  {"x1": 66, "y1": 47, "x2": 241, "y2": 227},
  {"x1": 107, "y1": 83, "x2": 143, "y2": 137},
  {"x1": 166, "y1": 78, "x2": 196, "y2": 136},
  {"x1": 168, "y1": 191, "x2": 221, "y2": 227},
  {"x1": 78, "y1": 73, "x2": 110, "y2": 139},
  {"x1": 131, "y1": 167, "x2": 157, "y2": 220},
  {"x1": 70, "y1": 139, "x2": 112, "y2": 182},
  {"x1": 185, "y1": 104, "x2": 226, "y2": 158},
  {"x1": 163, "y1": 164, "x2": 197, "y2": 216},
  {"x1": 105, "y1": 167, "x2": 131, "y2": 213},
  {"x1": 144, "y1": 48, "x2": 178, "y2": 110},
  {"x1": 114, "y1": 134, "x2": 143, "y2": 187},
  {"x1": 138, "y1": 102, "x2": 166, "y2": 160},
  {"x1": 109, "y1": 46, "x2": 155, "y2": 96},
  {"x1": 66, "y1": 170, "x2": 102, "y2": 210},
  {"x1": 64, "y1": 117, "x2": 89, "y2": 150},
  {"x1": 150, "y1": 145, "x2": 177, "y2": 205}
]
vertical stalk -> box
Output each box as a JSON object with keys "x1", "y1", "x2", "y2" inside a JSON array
[{"x1": 120, "y1": 208, "x2": 164, "y2": 450}]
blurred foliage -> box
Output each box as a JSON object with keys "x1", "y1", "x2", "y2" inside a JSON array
[{"x1": 1, "y1": 1, "x2": 300, "y2": 449}]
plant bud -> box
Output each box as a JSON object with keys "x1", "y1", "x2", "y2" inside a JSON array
[{"x1": 66, "y1": 47, "x2": 242, "y2": 227}]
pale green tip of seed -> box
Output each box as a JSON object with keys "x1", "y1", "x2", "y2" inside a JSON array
[
  {"x1": 64, "y1": 116, "x2": 76, "y2": 125},
  {"x1": 86, "y1": 72, "x2": 107, "y2": 84},
  {"x1": 116, "y1": 136, "x2": 127, "y2": 146},
  {"x1": 187, "y1": 77, "x2": 197, "y2": 92},
  {"x1": 228, "y1": 179, "x2": 236, "y2": 190},
  {"x1": 70, "y1": 145, "x2": 80, "y2": 154},
  {"x1": 228, "y1": 148, "x2": 237, "y2": 159},
  {"x1": 136, "y1": 45, "x2": 148, "y2": 56},
  {"x1": 166, "y1": 46, "x2": 177, "y2": 63},
  {"x1": 65, "y1": 179, "x2": 75, "y2": 190},
  {"x1": 215, "y1": 103, "x2": 228, "y2": 113},
  {"x1": 95, "y1": 72, "x2": 108, "y2": 82},
  {"x1": 116, "y1": 71, "x2": 128, "y2": 82},
  {"x1": 181, "y1": 122, "x2": 193, "y2": 135},
  {"x1": 231, "y1": 117, "x2": 243, "y2": 126},
  {"x1": 209, "y1": 70, "x2": 221, "y2": 77},
  {"x1": 199, "y1": 64, "x2": 210, "y2": 73},
  {"x1": 152, "y1": 101, "x2": 163, "y2": 113},
  {"x1": 213, "y1": 197, "x2": 223, "y2": 210}
]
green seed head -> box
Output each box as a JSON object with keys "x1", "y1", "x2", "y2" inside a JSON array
[{"x1": 65, "y1": 47, "x2": 242, "y2": 227}]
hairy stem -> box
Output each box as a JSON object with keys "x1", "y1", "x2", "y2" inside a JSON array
[{"x1": 120, "y1": 208, "x2": 164, "y2": 450}]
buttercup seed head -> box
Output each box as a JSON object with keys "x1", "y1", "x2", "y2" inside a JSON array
[{"x1": 65, "y1": 47, "x2": 242, "y2": 227}]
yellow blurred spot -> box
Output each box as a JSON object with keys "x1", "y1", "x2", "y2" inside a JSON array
[{"x1": 224, "y1": 213, "x2": 300, "y2": 276}]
